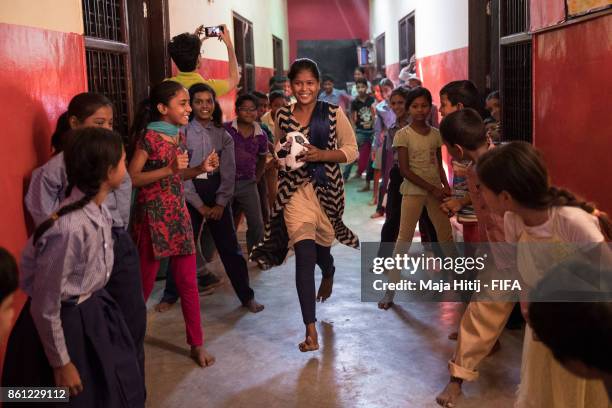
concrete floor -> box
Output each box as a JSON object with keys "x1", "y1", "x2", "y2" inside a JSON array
[{"x1": 144, "y1": 178, "x2": 523, "y2": 408}]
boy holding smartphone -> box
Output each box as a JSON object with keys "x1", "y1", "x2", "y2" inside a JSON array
[{"x1": 167, "y1": 24, "x2": 239, "y2": 97}]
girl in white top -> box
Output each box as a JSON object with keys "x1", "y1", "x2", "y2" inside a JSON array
[{"x1": 476, "y1": 141, "x2": 611, "y2": 408}]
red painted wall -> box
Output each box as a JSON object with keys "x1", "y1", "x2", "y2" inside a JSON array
[
  {"x1": 286, "y1": 0, "x2": 370, "y2": 61},
  {"x1": 532, "y1": 14, "x2": 612, "y2": 212},
  {"x1": 0, "y1": 23, "x2": 87, "y2": 257},
  {"x1": 416, "y1": 47, "x2": 469, "y2": 109},
  {"x1": 0, "y1": 22, "x2": 87, "y2": 368},
  {"x1": 530, "y1": 0, "x2": 566, "y2": 31}
]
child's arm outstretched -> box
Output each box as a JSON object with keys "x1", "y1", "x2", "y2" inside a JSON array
[
  {"x1": 397, "y1": 147, "x2": 447, "y2": 200},
  {"x1": 128, "y1": 148, "x2": 189, "y2": 187}
]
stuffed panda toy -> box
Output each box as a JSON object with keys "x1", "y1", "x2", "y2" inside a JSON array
[{"x1": 275, "y1": 131, "x2": 308, "y2": 171}]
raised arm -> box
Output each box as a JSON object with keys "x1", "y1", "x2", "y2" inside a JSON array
[{"x1": 219, "y1": 24, "x2": 239, "y2": 91}]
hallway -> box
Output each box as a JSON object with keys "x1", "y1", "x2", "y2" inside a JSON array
[{"x1": 144, "y1": 178, "x2": 522, "y2": 408}]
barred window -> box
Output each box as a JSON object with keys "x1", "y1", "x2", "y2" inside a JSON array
[
  {"x1": 82, "y1": 0, "x2": 132, "y2": 135},
  {"x1": 499, "y1": 0, "x2": 532, "y2": 142}
]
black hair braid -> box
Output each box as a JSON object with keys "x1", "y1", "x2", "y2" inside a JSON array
[
  {"x1": 547, "y1": 187, "x2": 612, "y2": 241},
  {"x1": 33, "y1": 127, "x2": 123, "y2": 244},
  {"x1": 32, "y1": 189, "x2": 97, "y2": 245}
]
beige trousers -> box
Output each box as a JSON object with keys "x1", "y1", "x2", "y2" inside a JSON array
[
  {"x1": 385, "y1": 193, "x2": 454, "y2": 288},
  {"x1": 449, "y1": 300, "x2": 515, "y2": 381}
]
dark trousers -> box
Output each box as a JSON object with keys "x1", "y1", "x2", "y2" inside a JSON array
[
  {"x1": 377, "y1": 165, "x2": 403, "y2": 258},
  {"x1": 163, "y1": 174, "x2": 254, "y2": 305},
  {"x1": 377, "y1": 165, "x2": 440, "y2": 258},
  {"x1": 2, "y1": 293, "x2": 145, "y2": 408},
  {"x1": 106, "y1": 228, "x2": 146, "y2": 389},
  {"x1": 376, "y1": 148, "x2": 394, "y2": 213},
  {"x1": 294, "y1": 240, "x2": 335, "y2": 325},
  {"x1": 257, "y1": 176, "x2": 269, "y2": 224}
]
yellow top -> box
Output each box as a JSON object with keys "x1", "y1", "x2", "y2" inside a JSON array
[
  {"x1": 166, "y1": 71, "x2": 231, "y2": 97},
  {"x1": 393, "y1": 125, "x2": 442, "y2": 196}
]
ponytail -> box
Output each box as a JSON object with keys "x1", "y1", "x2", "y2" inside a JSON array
[
  {"x1": 51, "y1": 112, "x2": 70, "y2": 154},
  {"x1": 478, "y1": 142, "x2": 612, "y2": 241},
  {"x1": 547, "y1": 187, "x2": 612, "y2": 241},
  {"x1": 129, "y1": 80, "x2": 185, "y2": 160},
  {"x1": 34, "y1": 127, "x2": 123, "y2": 243},
  {"x1": 128, "y1": 98, "x2": 154, "y2": 160},
  {"x1": 51, "y1": 93, "x2": 114, "y2": 155}
]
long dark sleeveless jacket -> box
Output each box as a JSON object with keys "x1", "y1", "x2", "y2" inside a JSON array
[{"x1": 250, "y1": 102, "x2": 359, "y2": 266}]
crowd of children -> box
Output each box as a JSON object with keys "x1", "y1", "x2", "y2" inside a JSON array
[{"x1": 0, "y1": 23, "x2": 610, "y2": 408}]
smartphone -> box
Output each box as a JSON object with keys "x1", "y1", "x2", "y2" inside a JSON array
[{"x1": 204, "y1": 26, "x2": 224, "y2": 37}]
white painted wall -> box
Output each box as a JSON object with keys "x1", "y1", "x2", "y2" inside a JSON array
[
  {"x1": 169, "y1": 0, "x2": 290, "y2": 69},
  {"x1": 370, "y1": 0, "x2": 468, "y2": 63},
  {"x1": 0, "y1": 0, "x2": 83, "y2": 33}
]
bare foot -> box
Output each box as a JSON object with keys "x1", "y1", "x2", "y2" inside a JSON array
[
  {"x1": 377, "y1": 300, "x2": 394, "y2": 310},
  {"x1": 317, "y1": 277, "x2": 333, "y2": 302},
  {"x1": 368, "y1": 199, "x2": 377, "y2": 206},
  {"x1": 378, "y1": 291, "x2": 394, "y2": 310},
  {"x1": 155, "y1": 301, "x2": 175, "y2": 313},
  {"x1": 190, "y1": 346, "x2": 215, "y2": 367},
  {"x1": 244, "y1": 299, "x2": 265, "y2": 313},
  {"x1": 436, "y1": 378, "x2": 463, "y2": 407},
  {"x1": 298, "y1": 324, "x2": 319, "y2": 352},
  {"x1": 448, "y1": 331, "x2": 458, "y2": 340},
  {"x1": 370, "y1": 211, "x2": 384, "y2": 219}
]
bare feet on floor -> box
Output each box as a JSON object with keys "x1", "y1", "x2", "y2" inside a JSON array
[
  {"x1": 317, "y1": 277, "x2": 334, "y2": 302},
  {"x1": 298, "y1": 324, "x2": 319, "y2": 352},
  {"x1": 436, "y1": 377, "x2": 463, "y2": 407},
  {"x1": 155, "y1": 301, "x2": 175, "y2": 313},
  {"x1": 377, "y1": 291, "x2": 394, "y2": 310},
  {"x1": 370, "y1": 210, "x2": 384, "y2": 218},
  {"x1": 190, "y1": 346, "x2": 216, "y2": 368},
  {"x1": 244, "y1": 299, "x2": 265, "y2": 313}
]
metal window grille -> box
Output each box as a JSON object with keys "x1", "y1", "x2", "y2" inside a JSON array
[
  {"x1": 501, "y1": 41, "x2": 532, "y2": 142},
  {"x1": 500, "y1": 0, "x2": 528, "y2": 36},
  {"x1": 85, "y1": 49, "x2": 130, "y2": 135},
  {"x1": 82, "y1": 0, "x2": 131, "y2": 135},
  {"x1": 83, "y1": 0, "x2": 124, "y2": 42},
  {"x1": 499, "y1": 0, "x2": 532, "y2": 142}
]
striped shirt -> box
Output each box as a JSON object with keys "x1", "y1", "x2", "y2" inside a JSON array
[
  {"x1": 20, "y1": 188, "x2": 114, "y2": 367},
  {"x1": 25, "y1": 152, "x2": 132, "y2": 228}
]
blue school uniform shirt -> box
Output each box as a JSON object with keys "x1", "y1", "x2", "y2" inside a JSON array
[
  {"x1": 21, "y1": 187, "x2": 114, "y2": 367},
  {"x1": 25, "y1": 152, "x2": 132, "y2": 228},
  {"x1": 183, "y1": 119, "x2": 236, "y2": 209}
]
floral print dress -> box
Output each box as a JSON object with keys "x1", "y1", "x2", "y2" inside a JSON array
[{"x1": 131, "y1": 130, "x2": 195, "y2": 259}]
